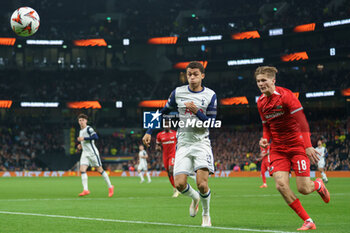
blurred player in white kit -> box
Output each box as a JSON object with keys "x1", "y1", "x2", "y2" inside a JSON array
[
  {"x1": 315, "y1": 139, "x2": 328, "y2": 183},
  {"x1": 77, "y1": 114, "x2": 114, "y2": 197},
  {"x1": 137, "y1": 145, "x2": 151, "y2": 183}
]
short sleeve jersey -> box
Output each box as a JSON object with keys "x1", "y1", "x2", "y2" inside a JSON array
[
  {"x1": 138, "y1": 150, "x2": 147, "y2": 166},
  {"x1": 165, "y1": 85, "x2": 217, "y2": 143},
  {"x1": 257, "y1": 86, "x2": 305, "y2": 149},
  {"x1": 315, "y1": 146, "x2": 327, "y2": 159},
  {"x1": 79, "y1": 125, "x2": 99, "y2": 155},
  {"x1": 156, "y1": 130, "x2": 177, "y2": 158}
]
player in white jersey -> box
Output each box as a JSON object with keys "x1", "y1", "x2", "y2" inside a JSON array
[
  {"x1": 315, "y1": 139, "x2": 328, "y2": 183},
  {"x1": 76, "y1": 114, "x2": 114, "y2": 197},
  {"x1": 137, "y1": 145, "x2": 151, "y2": 183},
  {"x1": 143, "y1": 61, "x2": 217, "y2": 227}
]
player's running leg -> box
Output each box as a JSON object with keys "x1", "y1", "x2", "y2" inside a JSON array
[
  {"x1": 189, "y1": 173, "x2": 197, "y2": 182},
  {"x1": 138, "y1": 170, "x2": 144, "y2": 183},
  {"x1": 319, "y1": 167, "x2": 328, "y2": 183},
  {"x1": 97, "y1": 167, "x2": 114, "y2": 197},
  {"x1": 168, "y1": 164, "x2": 179, "y2": 197},
  {"x1": 260, "y1": 162, "x2": 267, "y2": 188},
  {"x1": 146, "y1": 171, "x2": 151, "y2": 183},
  {"x1": 175, "y1": 174, "x2": 200, "y2": 217},
  {"x1": 79, "y1": 165, "x2": 90, "y2": 196},
  {"x1": 196, "y1": 168, "x2": 211, "y2": 227},
  {"x1": 321, "y1": 171, "x2": 328, "y2": 183},
  {"x1": 296, "y1": 176, "x2": 330, "y2": 203},
  {"x1": 273, "y1": 171, "x2": 315, "y2": 230}
]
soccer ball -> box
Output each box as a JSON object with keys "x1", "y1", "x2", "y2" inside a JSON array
[{"x1": 10, "y1": 7, "x2": 40, "y2": 37}]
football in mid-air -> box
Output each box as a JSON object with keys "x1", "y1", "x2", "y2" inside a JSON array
[{"x1": 10, "y1": 7, "x2": 40, "y2": 37}]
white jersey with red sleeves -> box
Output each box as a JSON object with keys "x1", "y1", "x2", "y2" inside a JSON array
[
  {"x1": 257, "y1": 86, "x2": 305, "y2": 149},
  {"x1": 165, "y1": 85, "x2": 217, "y2": 144},
  {"x1": 156, "y1": 130, "x2": 177, "y2": 158}
]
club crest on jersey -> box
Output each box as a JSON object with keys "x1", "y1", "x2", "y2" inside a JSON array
[
  {"x1": 201, "y1": 99, "x2": 205, "y2": 106},
  {"x1": 269, "y1": 166, "x2": 274, "y2": 172}
]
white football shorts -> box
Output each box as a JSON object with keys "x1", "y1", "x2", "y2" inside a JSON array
[
  {"x1": 174, "y1": 139, "x2": 214, "y2": 176},
  {"x1": 318, "y1": 158, "x2": 326, "y2": 169},
  {"x1": 80, "y1": 151, "x2": 102, "y2": 167},
  {"x1": 137, "y1": 162, "x2": 148, "y2": 171}
]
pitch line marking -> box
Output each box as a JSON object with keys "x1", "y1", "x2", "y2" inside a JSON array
[
  {"x1": 0, "y1": 210, "x2": 297, "y2": 233},
  {"x1": 0, "y1": 192, "x2": 348, "y2": 202}
]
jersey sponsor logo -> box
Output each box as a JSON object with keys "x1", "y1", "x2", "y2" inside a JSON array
[
  {"x1": 276, "y1": 105, "x2": 283, "y2": 109},
  {"x1": 163, "y1": 140, "x2": 175, "y2": 144},
  {"x1": 264, "y1": 111, "x2": 285, "y2": 119}
]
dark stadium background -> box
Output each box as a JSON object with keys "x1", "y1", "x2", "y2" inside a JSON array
[{"x1": 0, "y1": 0, "x2": 349, "y2": 173}]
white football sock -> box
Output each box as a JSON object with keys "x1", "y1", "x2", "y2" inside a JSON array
[
  {"x1": 200, "y1": 189, "x2": 211, "y2": 216},
  {"x1": 146, "y1": 172, "x2": 151, "y2": 182},
  {"x1": 321, "y1": 172, "x2": 327, "y2": 180},
  {"x1": 101, "y1": 171, "x2": 112, "y2": 188},
  {"x1": 139, "y1": 172, "x2": 144, "y2": 181},
  {"x1": 81, "y1": 172, "x2": 88, "y2": 190},
  {"x1": 181, "y1": 184, "x2": 199, "y2": 200}
]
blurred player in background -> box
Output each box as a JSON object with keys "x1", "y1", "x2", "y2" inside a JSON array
[
  {"x1": 156, "y1": 119, "x2": 180, "y2": 197},
  {"x1": 76, "y1": 114, "x2": 114, "y2": 197},
  {"x1": 137, "y1": 145, "x2": 151, "y2": 183},
  {"x1": 143, "y1": 61, "x2": 216, "y2": 227},
  {"x1": 315, "y1": 139, "x2": 328, "y2": 183},
  {"x1": 259, "y1": 145, "x2": 270, "y2": 188},
  {"x1": 255, "y1": 66, "x2": 330, "y2": 231}
]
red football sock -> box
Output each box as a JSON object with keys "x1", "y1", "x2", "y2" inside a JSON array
[
  {"x1": 261, "y1": 171, "x2": 266, "y2": 184},
  {"x1": 288, "y1": 199, "x2": 310, "y2": 221},
  {"x1": 313, "y1": 180, "x2": 320, "y2": 191},
  {"x1": 168, "y1": 175, "x2": 175, "y2": 188}
]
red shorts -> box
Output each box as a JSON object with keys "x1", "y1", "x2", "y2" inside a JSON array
[
  {"x1": 163, "y1": 155, "x2": 175, "y2": 171},
  {"x1": 269, "y1": 146, "x2": 310, "y2": 177}
]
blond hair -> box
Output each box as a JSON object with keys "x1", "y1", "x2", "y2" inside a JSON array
[{"x1": 254, "y1": 66, "x2": 278, "y2": 79}]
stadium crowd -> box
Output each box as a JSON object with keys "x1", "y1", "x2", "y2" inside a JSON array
[
  {"x1": 153, "y1": 68, "x2": 350, "y2": 100},
  {"x1": 0, "y1": 68, "x2": 349, "y2": 102},
  {"x1": 86, "y1": 118, "x2": 350, "y2": 172},
  {"x1": 0, "y1": 121, "x2": 65, "y2": 171},
  {"x1": 0, "y1": 117, "x2": 348, "y2": 172}
]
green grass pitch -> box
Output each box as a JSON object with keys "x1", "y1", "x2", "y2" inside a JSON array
[{"x1": 0, "y1": 176, "x2": 349, "y2": 233}]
